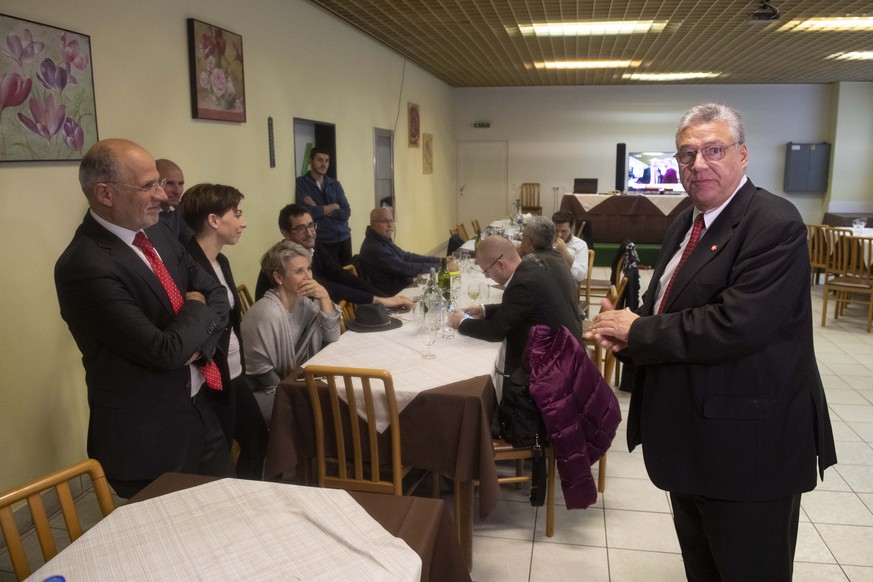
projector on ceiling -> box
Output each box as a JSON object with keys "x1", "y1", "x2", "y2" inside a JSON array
[{"x1": 749, "y1": 1, "x2": 780, "y2": 22}]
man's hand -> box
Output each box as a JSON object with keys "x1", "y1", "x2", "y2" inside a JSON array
[
  {"x1": 584, "y1": 298, "x2": 636, "y2": 352},
  {"x1": 185, "y1": 291, "x2": 206, "y2": 304},
  {"x1": 462, "y1": 305, "x2": 484, "y2": 319},
  {"x1": 303, "y1": 195, "x2": 316, "y2": 206},
  {"x1": 554, "y1": 237, "x2": 574, "y2": 267},
  {"x1": 374, "y1": 295, "x2": 413, "y2": 310},
  {"x1": 324, "y1": 203, "x2": 340, "y2": 215},
  {"x1": 447, "y1": 309, "x2": 465, "y2": 328}
]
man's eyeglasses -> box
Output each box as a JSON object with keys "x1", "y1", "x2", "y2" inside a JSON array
[
  {"x1": 481, "y1": 254, "x2": 503, "y2": 277},
  {"x1": 373, "y1": 219, "x2": 396, "y2": 225},
  {"x1": 289, "y1": 222, "x2": 317, "y2": 234},
  {"x1": 106, "y1": 178, "x2": 167, "y2": 194},
  {"x1": 674, "y1": 143, "x2": 738, "y2": 166}
]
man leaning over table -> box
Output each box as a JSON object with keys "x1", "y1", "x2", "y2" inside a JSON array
[
  {"x1": 359, "y1": 207, "x2": 443, "y2": 296},
  {"x1": 55, "y1": 138, "x2": 234, "y2": 499},
  {"x1": 296, "y1": 147, "x2": 353, "y2": 266},
  {"x1": 586, "y1": 103, "x2": 836, "y2": 581},
  {"x1": 447, "y1": 236, "x2": 581, "y2": 381},
  {"x1": 254, "y1": 203, "x2": 412, "y2": 311},
  {"x1": 551, "y1": 209, "x2": 588, "y2": 284}
]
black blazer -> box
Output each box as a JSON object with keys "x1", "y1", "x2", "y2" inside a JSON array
[
  {"x1": 185, "y1": 238, "x2": 244, "y2": 390},
  {"x1": 626, "y1": 180, "x2": 836, "y2": 501},
  {"x1": 55, "y1": 214, "x2": 229, "y2": 481},
  {"x1": 459, "y1": 260, "x2": 582, "y2": 375}
]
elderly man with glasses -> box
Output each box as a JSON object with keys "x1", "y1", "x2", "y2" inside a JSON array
[
  {"x1": 55, "y1": 139, "x2": 234, "y2": 499},
  {"x1": 255, "y1": 204, "x2": 411, "y2": 311},
  {"x1": 587, "y1": 103, "x2": 836, "y2": 581}
]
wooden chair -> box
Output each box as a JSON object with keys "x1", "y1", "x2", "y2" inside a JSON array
[
  {"x1": 237, "y1": 284, "x2": 254, "y2": 316},
  {"x1": 821, "y1": 235, "x2": 873, "y2": 333},
  {"x1": 520, "y1": 183, "x2": 542, "y2": 216},
  {"x1": 456, "y1": 223, "x2": 469, "y2": 242},
  {"x1": 0, "y1": 459, "x2": 115, "y2": 581},
  {"x1": 579, "y1": 249, "x2": 596, "y2": 319},
  {"x1": 305, "y1": 365, "x2": 420, "y2": 495},
  {"x1": 493, "y1": 439, "x2": 557, "y2": 536},
  {"x1": 602, "y1": 277, "x2": 629, "y2": 385},
  {"x1": 343, "y1": 263, "x2": 358, "y2": 278},
  {"x1": 807, "y1": 223, "x2": 828, "y2": 286},
  {"x1": 471, "y1": 219, "x2": 482, "y2": 236},
  {"x1": 589, "y1": 252, "x2": 624, "y2": 304},
  {"x1": 575, "y1": 219, "x2": 587, "y2": 240}
]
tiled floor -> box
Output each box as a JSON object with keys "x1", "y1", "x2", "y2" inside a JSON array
[{"x1": 3, "y1": 267, "x2": 872, "y2": 581}]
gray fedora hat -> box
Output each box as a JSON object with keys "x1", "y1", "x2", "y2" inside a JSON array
[{"x1": 346, "y1": 303, "x2": 403, "y2": 333}]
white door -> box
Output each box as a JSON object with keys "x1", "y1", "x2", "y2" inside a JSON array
[{"x1": 457, "y1": 141, "x2": 508, "y2": 227}]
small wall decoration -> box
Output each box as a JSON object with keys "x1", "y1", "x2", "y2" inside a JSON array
[
  {"x1": 187, "y1": 19, "x2": 246, "y2": 122},
  {"x1": 422, "y1": 133, "x2": 433, "y2": 174},
  {"x1": 407, "y1": 102, "x2": 420, "y2": 147},
  {"x1": 0, "y1": 13, "x2": 98, "y2": 162}
]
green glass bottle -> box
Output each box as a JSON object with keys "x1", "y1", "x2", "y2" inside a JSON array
[{"x1": 437, "y1": 257, "x2": 451, "y2": 303}]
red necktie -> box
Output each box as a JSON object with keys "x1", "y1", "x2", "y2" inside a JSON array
[
  {"x1": 658, "y1": 213, "x2": 705, "y2": 314},
  {"x1": 133, "y1": 232, "x2": 223, "y2": 391}
]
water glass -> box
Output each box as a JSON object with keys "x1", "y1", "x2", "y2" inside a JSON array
[{"x1": 852, "y1": 217, "x2": 867, "y2": 233}]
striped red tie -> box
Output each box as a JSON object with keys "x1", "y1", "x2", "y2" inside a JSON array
[
  {"x1": 133, "y1": 232, "x2": 223, "y2": 390},
  {"x1": 658, "y1": 213, "x2": 705, "y2": 315}
]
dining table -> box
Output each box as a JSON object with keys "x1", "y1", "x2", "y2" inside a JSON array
[
  {"x1": 263, "y1": 270, "x2": 504, "y2": 571},
  {"x1": 27, "y1": 473, "x2": 472, "y2": 582}
]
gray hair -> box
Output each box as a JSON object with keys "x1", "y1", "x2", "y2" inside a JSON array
[
  {"x1": 261, "y1": 240, "x2": 311, "y2": 288},
  {"x1": 79, "y1": 141, "x2": 123, "y2": 197},
  {"x1": 523, "y1": 216, "x2": 556, "y2": 250},
  {"x1": 676, "y1": 103, "x2": 745, "y2": 145}
]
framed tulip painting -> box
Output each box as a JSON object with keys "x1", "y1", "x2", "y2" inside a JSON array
[
  {"x1": 0, "y1": 13, "x2": 98, "y2": 162},
  {"x1": 187, "y1": 19, "x2": 246, "y2": 123}
]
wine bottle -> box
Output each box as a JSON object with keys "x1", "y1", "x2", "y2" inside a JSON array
[{"x1": 437, "y1": 257, "x2": 451, "y2": 303}]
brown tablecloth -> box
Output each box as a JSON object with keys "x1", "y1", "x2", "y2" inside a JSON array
[
  {"x1": 130, "y1": 472, "x2": 471, "y2": 582},
  {"x1": 561, "y1": 193, "x2": 691, "y2": 244},
  {"x1": 823, "y1": 212, "x2": 873, "y2": 227}
]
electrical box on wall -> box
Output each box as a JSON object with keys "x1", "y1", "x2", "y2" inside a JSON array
[{"x1": 784, "y1": 142, "x2": 830, "y2": 192}]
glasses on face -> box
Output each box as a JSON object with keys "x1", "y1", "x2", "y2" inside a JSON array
[
  {"x1": 674, "y1": 143, "x2": 738, "y2": 166},
  {"x1": 373, "y1": 219, "x2": 395, "y2": 225},
  {"x1": 289, "y1": 222, "x2": 317, "y2": 234},
  {"x1": 106, "y1": 178, "x2": 167, "y2": 194},
  {"x1": 480, "y1": 253, "x2": 504, "y2": 277}
]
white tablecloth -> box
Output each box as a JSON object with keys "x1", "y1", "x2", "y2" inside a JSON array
[
  {"x1": 565, "y1": 192, "x2": 688, "y2": 215},
  {"x1": 29, "y1": 479, "x2": 421, "y2": 582}
]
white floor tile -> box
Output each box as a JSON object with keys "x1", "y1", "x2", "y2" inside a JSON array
[
  {"x1": 603, "y1": 509, "x2": 681, "y2": 553},
  {"x1": 836, "y1": 465, "x2": 873, "y2": 494},
  {"x1": 831, "y1": 405, "x2": 873, "y2": 424},
  {"x1": 601, "y1": 477, "x2": 670, "y2": 513},
  {"x1": 828, "y1": 389, "x2": 873, "y2": 406},
  {"x1": 836, "y1": 442, "x2": 873, "y2": 466},
  {"x1": 529, "y1": 543, "x2": 609, "y2": 582},
  {"x1": 795, "y1": 522, "x2": 838, "y2": 563},
  {"x1": 802, "y1": 491, "x2": 873, "y2": 526},
  {"x1": 475, "y1": 499, "x2": 537, "y2": 541},
  {"x1": 607, "y1": 548, "x2": 686, "y2": 582},
  {"x1": 469, "y1": 535, "x2": 532, "y2": 582},
  {"x1": 843, "y1": 565, "x2": 873, "y2": 581},
  {"x1": 791, "y1": 562, "x2": 849, "y2": 581},
  {"x1": 533, "y1": 505, "x2": 606, "y2": 546},
  {"x1": 849, "y1": 422, "x2": 873, "y2": 443},
  {"x1": 817, "y1": 524, "x2": 873, "y2": 567},
  {"x1": 833, "y1": 421, "x2": 865, "y2": 442}
]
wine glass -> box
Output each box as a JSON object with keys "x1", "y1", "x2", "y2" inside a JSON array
[
  {"x1": 415, "y1": 273, "x2": 430, "y2": 296},
  {"x1": 467, "y1": 282, "x2": 481, "y2": 303},
  {"x1": 419, "y1": 324, "x2": 438, "y2": 359},
  {"x1": 853, "y1": 217, "x2": 867, "y2": 233}
]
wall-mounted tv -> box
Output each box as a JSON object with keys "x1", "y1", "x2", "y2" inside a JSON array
[{"x1": 627, "y1": 151, "x2": 684, "y2": 194}]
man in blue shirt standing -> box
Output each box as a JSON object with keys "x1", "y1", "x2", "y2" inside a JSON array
[{"x1": 296, "y1": 147, "x2": 352, "y2": 265}]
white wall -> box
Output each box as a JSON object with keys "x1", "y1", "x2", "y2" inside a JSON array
[
  {"x1": 453, "y1": 84, "x2": 854, "y2": 223},
  {"x1": 0, "y1": 0, "x2": 456, "y2": 490},
  {"x1": 829, "y1": 82, "x2": 873, "y2": 213}
]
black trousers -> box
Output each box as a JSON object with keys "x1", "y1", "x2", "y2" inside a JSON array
[
  {"x1": 670, "y1": 492, "x2": 801, "y2": 582},
  {"x1": 208, "y1": 375, "x2": 269, "y2": 480},
  {"x1": 320, "y1": 237, "x2": 352, "y2": 266},
  {"x1": 108, "y1": 385, "x2": 235, "y2": 499}
]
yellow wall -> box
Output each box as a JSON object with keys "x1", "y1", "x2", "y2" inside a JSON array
[{"x1": 0, "y1": 0, "x2": 456, "y2": 490}]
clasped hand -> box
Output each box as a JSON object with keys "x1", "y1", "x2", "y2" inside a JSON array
[{"x1": 583, "y1": 299, "x2": 638, "y2": 353}]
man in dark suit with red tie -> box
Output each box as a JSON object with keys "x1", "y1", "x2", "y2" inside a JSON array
[
  {"x1": 55, "y1": 139, "x2": 234, "y2": 498},
  {"x1": 587, "y1": 103, "x2": 836, "y2": 581}
]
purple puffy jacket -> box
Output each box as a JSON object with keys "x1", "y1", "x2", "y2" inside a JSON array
[{"x1": 527, "y1": 324, "x2": 621, "y2": 509}]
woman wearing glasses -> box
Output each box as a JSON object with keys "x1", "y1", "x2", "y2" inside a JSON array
[
  {"x1": 241, "y1": 240, "x2": 341, "y2": 423},
  {"x1": 179, "y1": 183, "x2": 268, "y2": 480}
]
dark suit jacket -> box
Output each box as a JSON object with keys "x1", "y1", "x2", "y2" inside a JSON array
[
  {"x1": 458, "y1": 260, "x2": 582, "y2": 375},
  {"x1": 55, "y1": 214, "x2": 229, "y2": 481},
  {"x1": 158, "y1": 207, "x2": 194, "y2": 244},
  {"x1": 185, "y1": 238, "x2": 244, "y2": 389},
  {"x1": 255, "y1": 240, "x2": 385, "y2": 303},
  {"x1": 626, "y1": 180, "x2": 836, "y2": 501},
  {"x1": 526, "y1": 248, "x2": 580, "y2": 318}
]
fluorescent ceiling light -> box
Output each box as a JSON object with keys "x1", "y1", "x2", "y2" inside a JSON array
[
  {"x1": 535, "y1": 60, "x2": 640, "y2": 70},
  {"x1": 623, "y1": 72, "x2": 721, "y2": 81},
  {"x1": 781, "y1": 17, "x2": 873, "y2": 31},
  {"x1": 518, "y1": 20, "x2": 667, "y2": 37},
  {"x1": 828, "y1": 51, "x2": 873, "y2": 60}
]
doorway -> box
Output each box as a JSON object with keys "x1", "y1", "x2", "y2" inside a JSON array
[
  {"x1": 374, "y1": 128, "x2": 394, "y2": 213},
  {"x1": 293, "y1": 118, "x2": 337, "y2": 178}
]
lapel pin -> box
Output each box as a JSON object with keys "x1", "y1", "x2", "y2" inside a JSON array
[{"x1": 710, "y1": 244, "x2": 718, "y2": 251}]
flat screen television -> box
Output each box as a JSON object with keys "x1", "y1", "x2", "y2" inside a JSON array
[{"x1": 627, "y1": 151, "x2": 684, "y2": 194}]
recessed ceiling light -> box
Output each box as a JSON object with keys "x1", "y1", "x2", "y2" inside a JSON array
[
  {"x1": 623, "y1": 72, "x2": 722, "y2": 81},
  {"x1": 780, "y1": 17, "x2": 873, "y2": 31},
  {"x1": 534, "y1": 60, "x2": 641, "y2": 70},
  {"x1": 517, "y1": 20, "x2": 667, "y2": 37},
  {"x1": 828, "y1": 51, "x2": 873, "y2": 60}
]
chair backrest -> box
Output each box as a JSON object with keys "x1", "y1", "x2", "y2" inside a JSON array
[
  {"x1": 471, "y1": 219, "x2": 481, "y2": 236},
  {"x1": 304, "y1": 365, "x2": 403, "y2": 495},
  {"x1": 807, "y1": 223, "x2": 828, "y2": 271},
  {"x1": 579, "y1": 249, "x2": 595, "y2": 318},
  {"x1": 823, "y1": 227, "x2": 852, "y2": 275},
  {"x1": 520, "y1": 183, "x2": 541, "y2": 207},
  {"x1": 456, "y1": 223, "x2": 469, "y2": 242},
  {"x1": 575, "y1": 219, "x2": 587, "y2": 239},
  {"x1": 0, "y1": 458, "x2": 115, "y2": 580},
  {"x1": 835, "y1": 235, "x2": 873, "y2": 278},
  {"x1": 237, "y1": 284, "x2": 254, "y2": 316},
  {"x1": 351, "y1": 254, "x2": 367, "y2": 282},
  {"x1": 343, "y1": 263, "x2": 358, "y2": 278}
]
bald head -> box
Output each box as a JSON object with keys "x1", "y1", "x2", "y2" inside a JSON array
[
  {"x1": 79, "y1": 139, "x2": 147, "y2": 198},
  {"x1": 369, "y1": 207, "x2": 395, "y2": 237},
  {"x1": 476, "y1": 236, "x2": 520, "y2": 284},
  {"x1": 155, "y1": 158, "x2": 185, "y2": 207}
]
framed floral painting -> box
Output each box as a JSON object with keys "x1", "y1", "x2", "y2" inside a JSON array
[
  {"x1": 0, "y1": 13, "x2": 98, "y2": 162},
  {"x1": 407, "y1": 102, "x2": 420, "y2": 147},
  {"x1": 422, "y1": 133, "x2": 433, "y2": 174},
  {"x1": 188, "y1": 19, "x2": 245, "y2": 123}
]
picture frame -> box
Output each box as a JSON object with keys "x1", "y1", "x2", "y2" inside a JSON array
[
  {"x1": 0, "y1": 13, "x2": 98, "y2": 162},
  {"x1": 187, "y1": 19, "x2": 246, "y2": 122},
  {"x1": 407, "y1": 102, "x2": 420, "y2": 147},
  {"x1": 422, "y1": 133, "x2": 433, "y2": 174}
]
